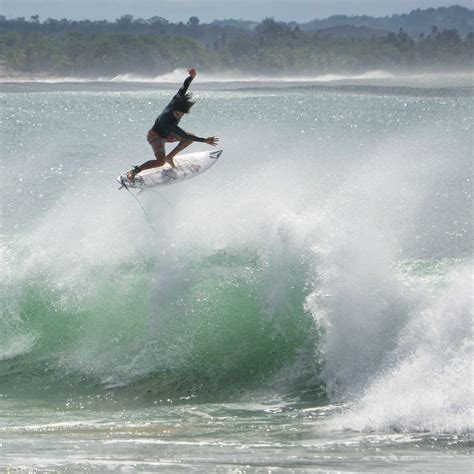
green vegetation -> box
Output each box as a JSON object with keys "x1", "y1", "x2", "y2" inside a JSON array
[{"x1": 0, "y1": 7, "x2": 472, "y2": 77}]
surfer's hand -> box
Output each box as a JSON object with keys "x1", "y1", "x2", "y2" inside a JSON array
[
  {"x1": 188, "y1": 68, "x2": 197, "y2": 78},
  {"x1": 205, "y1": 137, "x2": 218, "y2": 146}
]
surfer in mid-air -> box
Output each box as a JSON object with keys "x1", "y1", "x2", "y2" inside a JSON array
[{"x1": 127, "y1": 68, "x2": 218, "y2": 182}]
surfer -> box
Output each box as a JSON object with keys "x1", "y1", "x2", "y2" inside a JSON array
[{"x1": 127, "y1": 68, "x2": 219, "y2": 181}]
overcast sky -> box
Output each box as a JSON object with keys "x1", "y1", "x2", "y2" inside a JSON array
[{"x1": 1, "y1": 0, "x2": 471, "y2": 23}]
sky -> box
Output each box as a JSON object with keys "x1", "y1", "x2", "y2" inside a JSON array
[{"x1": 1, "y1": 0, "x2": 471, "y2": 23}]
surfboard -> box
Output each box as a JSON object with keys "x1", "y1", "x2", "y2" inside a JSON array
[{"x1": 117, "y1": 149, "x2": 223, "y2": 189}]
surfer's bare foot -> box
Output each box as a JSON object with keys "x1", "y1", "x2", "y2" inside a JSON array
[{"x1": 127, "y1": 166, "x2": 141, "y2": 181}]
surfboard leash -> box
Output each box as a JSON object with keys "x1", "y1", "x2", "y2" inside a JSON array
[
  {"x1": 119, "y1": 177, "x2": 156, "y2": 233},
  {"x1": 140, "y1": 188, "x2": 172, "y2": 208}
]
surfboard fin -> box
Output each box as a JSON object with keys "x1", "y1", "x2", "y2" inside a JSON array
[{"x1": 117, "y1": 175, "x2": 128, "y2": 190}]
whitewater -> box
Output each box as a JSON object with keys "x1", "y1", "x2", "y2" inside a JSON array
[{"x1": 0, "y1": 74, "x2": 472, "y2": 471}]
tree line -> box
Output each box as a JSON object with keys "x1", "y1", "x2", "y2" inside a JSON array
[{"x1": 0, "y1": 14, "x2": 472, "y2": 77}]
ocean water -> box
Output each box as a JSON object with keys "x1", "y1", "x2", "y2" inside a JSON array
[{"x1": 0, "y1": 74, "x2": 472, "y2": 472}]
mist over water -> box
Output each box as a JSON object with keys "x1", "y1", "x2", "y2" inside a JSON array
[{"x1": 0, "y1": 75, "x2": 472, "y2": 470}]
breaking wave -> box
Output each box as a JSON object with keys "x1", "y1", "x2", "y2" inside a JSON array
[{"x1": 0, "y1": 81, "x2": 472, "y2": 435}]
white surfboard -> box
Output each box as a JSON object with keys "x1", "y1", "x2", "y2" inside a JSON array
[{"x1": 117, "y1": 149, "x2": 222, "y2": 189}]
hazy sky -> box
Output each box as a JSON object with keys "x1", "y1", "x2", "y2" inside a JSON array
[{"x1": 1, "y1": 0, "x2": 471, "y2": 23}]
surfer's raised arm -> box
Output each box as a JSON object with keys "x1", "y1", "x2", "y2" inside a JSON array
[
  {"x1": 164, "y1": 69, "x2": 197, "y2": 112},
  {"x1": 123, "y1": 68, "x2": 219, "y2": 183},
  {"x1": 178, "y1": 68, "x2": 196, "y2": 96}
]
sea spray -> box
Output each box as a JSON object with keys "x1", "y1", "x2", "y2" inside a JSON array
[{"x1": 325, "y1": 262, "x2": 473, "y2": 433}]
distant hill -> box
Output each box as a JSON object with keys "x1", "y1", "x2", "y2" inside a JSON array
[
  {"x1": 314, "y1": 25, "x2": 389, "y2": 40},
  {"x1": 300, "y1": 5, "x2": 474, "y2": 36},
  {"x1": 207, "y1": 6, "x2": 473, "y2": 38}
]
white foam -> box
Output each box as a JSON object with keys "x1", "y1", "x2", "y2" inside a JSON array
[
  {"x1": 0, "y1": 69, "x2": 398, "y2": 84},
  {"x1": 327, "y1": 263, "x2": 473, "y2": 433},
  {"x1": 107, "y1": 68, "x2": 395, "y2": 83}
]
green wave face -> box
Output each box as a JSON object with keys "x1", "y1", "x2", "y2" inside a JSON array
[{"x1": 0, "y1": 245, "x2": 324, "y2": 401}]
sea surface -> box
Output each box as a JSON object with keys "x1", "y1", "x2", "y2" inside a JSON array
[{"x1": 0, "y1": 73, "x2": 472, "y2": 472}]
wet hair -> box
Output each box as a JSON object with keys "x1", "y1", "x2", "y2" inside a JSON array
[{"x1": 172, "y1": 93, "x2": 195, "y2": 113}]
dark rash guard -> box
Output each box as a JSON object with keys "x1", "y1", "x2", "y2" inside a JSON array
[{"x1": 152, "y1": 76, "x2": 206, "y2": 142}]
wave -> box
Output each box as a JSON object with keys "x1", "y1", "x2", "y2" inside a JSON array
[
  {"x1": 1, "y1": 197, "x2": 471, "y2": 433},
  {"x1": 0, "y1": 90, "x2": 471, "y2": 433},
  {"x1": 3, "y1": 69, "x2": 473, "y2": 89},
  {"x1": 1, "y1": 211, "x2": 470, "y2": 433},
  {"x1": 0, "y1": 76, "x2": 97, "y2": 84},
  {"x1": 0, "y1": 219, "x2": 323, "y2": 397},
  {"x1": 3, "y1": 70, "x2": 473, "y2": 92},
  {"x1": 107, "y1": 69, "x2": 395, "y2": 83},
  {"x1": 0, "y1": 69, "x2": 394, "y2": 84}
]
